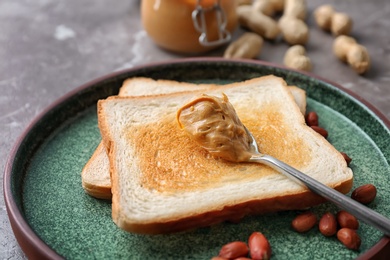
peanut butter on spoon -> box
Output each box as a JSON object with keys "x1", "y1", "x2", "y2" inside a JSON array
[{"x1": 177, "y1": 93, "x2": 252, "y2": 162}]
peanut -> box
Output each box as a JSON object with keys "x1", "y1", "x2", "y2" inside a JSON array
[
  {"x1": 237, "y1": 5, "x2": 280, "y2": 40},
  {"x1": 337, "y1": 210, "x2": 359, "y2": 230},
  {"x1": 283, "y1": 45, "x2": 312, "y2": 71},
  {"x1": 313, "y1": 4, "x2": 334, "y2": 31},
  {"x1": 291, "y1": 211, "x2": 317, "y2": 233},
  {"x1": 319, "y1": 212, "x2": 337, "y2": 237},
  {"x1": 337, "y1": 228, "x2": 361, "y2": 250},
  {"x1": 224, "y1": 32, "x2": 264, "y2": 59},
  {"x1": 347, "y1": 44, "x2": 371, "y2": 74},
  {"x1": 314, "y1": 5, "x2": 353, "y2": 36},
  {"x1": 310, "y1": 126, "x2": 328, "y2": 138},
  {"x1": 333, "y1": 35, "x2": 355, "y2": 62},
  {"x1": 333, "y1": 35, "x2": 370, "y2": 74},
  {"x1": 340, "y1": 152, "x2": 352, "y2": 166},
  {"x1": 219, "y1": 241, "x2": 249, "y2": 259},
  {"x1": 351, "y1": 184, "x2": 377, "y2": 204},
  {"x1": 278, "y1": 16, "x2": 309, "y2": 45},
  {"x1": 278, "y1": 0, "x2": 309, "y2": 45},
  {"x1": 253, "y1": 0, "x2": 285, "y2": 17},
  {"x1": 305, "y1": 111, "x2": 318, "y2": 126},
  {"x1": 331, "y1": 13, "x2": 353, "y2": 36},
  {"x1": 283, "y1": 0, "x2": 306, "y2": 20},
  {"x1": 248, "y1": 232, "x2": 272, "y2": 260}
]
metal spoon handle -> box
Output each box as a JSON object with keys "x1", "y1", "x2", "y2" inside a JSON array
[{"x1": 250, "y1": 154, "x2": 390, "y2": 237}]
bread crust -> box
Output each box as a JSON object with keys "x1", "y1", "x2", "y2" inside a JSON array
[
  {"x1": 81, "y1": 143, "x2": 112, "y2": 199},
  {"x1": 116, "y1": 179, "x2": 353, "y2": 234}
]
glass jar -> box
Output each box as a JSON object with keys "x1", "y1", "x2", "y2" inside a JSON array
[{"x1": 141, "y1": 0, "x2": 238, "y2": 54}]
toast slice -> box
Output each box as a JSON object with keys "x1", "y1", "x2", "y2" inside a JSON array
[
  {"x1": 98, "y1": 75, "x2": 353, "y2": 234},
  {"x1": 81, "y1": 77, "x2": 215, "y2": 199},
  {"x1": 82, "y1": 78, "x2": 307, "y2": 199},
  {"x1": 81, "y1": 143, "x2": 112, "y2": 199}
]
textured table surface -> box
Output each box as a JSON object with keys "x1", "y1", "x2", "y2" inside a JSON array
[{"x1": 1, "y1": 0, "x2": 389, "y2": 258}]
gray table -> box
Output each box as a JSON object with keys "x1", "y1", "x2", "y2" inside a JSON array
[{"x1": 1, "y1": 0, "x2": 389, "y2": 258}]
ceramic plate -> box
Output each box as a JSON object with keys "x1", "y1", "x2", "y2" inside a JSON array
[{"x1": 4, "y1": 58, "x2": 390, "y2": 259}]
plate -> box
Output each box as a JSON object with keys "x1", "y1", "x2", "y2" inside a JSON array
[{"x1": 4, "y1": 58, "x2": 390, "y2": 259}]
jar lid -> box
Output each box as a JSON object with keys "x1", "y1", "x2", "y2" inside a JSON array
[{"x1": 192, "y1": 0, "x2": 232, "y2": 47}]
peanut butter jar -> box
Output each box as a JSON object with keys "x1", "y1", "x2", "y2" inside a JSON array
[{"x1": 141, "y1": 0, "x2": 238, "y2": 54}]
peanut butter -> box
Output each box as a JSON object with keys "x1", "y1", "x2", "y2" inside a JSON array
[{"x1": 177, "y1": 93, "x2": 252, "y2": 162}]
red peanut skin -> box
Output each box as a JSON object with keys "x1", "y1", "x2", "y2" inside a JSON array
[
  {"x1": 219, "y1": 241, "x2": 249, "y2": 259},
  {"x1": 319, "y1": 212, "x2": 337, "y2": 237},
  {"x1": 337, "y1": 228, "x2": 361, "y2": 250},
  {"x1": 351, "y1": 184, "x2": 377, "y2": 204},
  {"x1": 340, "y1": 152, "x2": 352, "y2": 166},
  {"x1": 248, "y1": 232, "x2": 272, "y2": 260},
  {"x1": 310, "y1": 126, "x2": 328, "y2": 138},
  {"x1": 337, "y1": 210, "x2": 359, "y2": 230},
  {"x1": 291, "y1": 211, "x2": 317, "y2": 233},
  {"x1": 305, "y1": 111, "x2": 319, "y2": 126}
]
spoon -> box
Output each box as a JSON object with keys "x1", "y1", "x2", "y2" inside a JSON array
[{"x1": 243, "y1": 125, "x2": 390, "y2": 237}]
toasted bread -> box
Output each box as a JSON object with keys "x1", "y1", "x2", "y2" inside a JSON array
[
  {"x1": 81, "y1": 142, "x2": 111, "y2": 199},
  {"x1": 97, "y1": 75, "x2": 353, "y2": 234},
  {"x1": 82, "y1": 77, "x2": 307, "y2": 199},
  {"x1": 81, "y1": 78, "x2": 215, "y2": 199}
]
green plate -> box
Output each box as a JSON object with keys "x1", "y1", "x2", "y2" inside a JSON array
[{"x1": 4, "y1": 58, "x2": 390, "y2": 259}]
